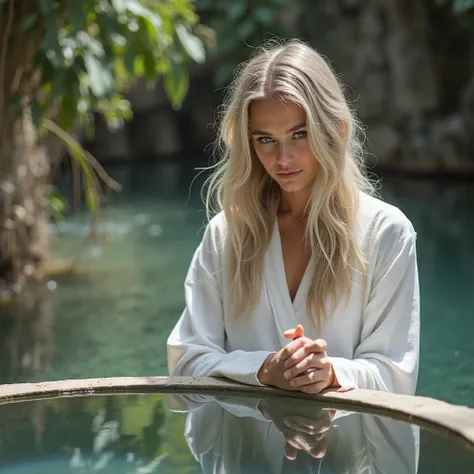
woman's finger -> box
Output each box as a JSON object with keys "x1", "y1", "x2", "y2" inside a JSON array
[
  {"x1": 283, "y1": 324, "x2": 305, "y2": 340},
  {"x1": 284, "y1": 442, "x2": 299, "y2": 460},
  {"x1": 307, "y1": 437, "x2": 328, "y2": 459},
  {"x1": 304, "y1": 338, "x2": 327, "y2": 353},
  {"x1": 284, "y1": 353, "x2": 328, "y2": 379},
  {"x1": 283, "y1": 418, "x2": 329, "y2": 438},
  {"x1": 284, "y1": 341, "x2": 327, "y2": 370},
  {"x1": 289, "y1": 368, "x2": 329, "y2": 388},
  {"x1": 280, "y1": 336, "x2": 313, "y2": 361},
  {"x1": 300, "y1": 380, "x2": 329, "y2": 394}
]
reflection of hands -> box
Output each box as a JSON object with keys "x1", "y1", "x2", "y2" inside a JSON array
[{"x1": 257, "y1": 398, "x2": 335, "y2": 461}]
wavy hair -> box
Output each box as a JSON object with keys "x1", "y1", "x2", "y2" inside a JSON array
[{"x1": 204, "y1": 39, "x2": 374, "y2": 327}]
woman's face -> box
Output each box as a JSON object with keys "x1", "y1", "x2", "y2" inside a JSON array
[{"x1": 249, "y1": 98, "x2": 319, "y2": 195}]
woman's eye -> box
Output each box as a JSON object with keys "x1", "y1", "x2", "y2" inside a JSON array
[
  {"x1": 293, "y1": 130, "x2": 308, "y2": 139},
  {"x1": 257, "y1": 136, "x2": 274, "y2": 144}
]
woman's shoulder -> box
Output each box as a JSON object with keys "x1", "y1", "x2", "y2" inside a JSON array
[
  {"x1": 200, "y1": 211, "x2": 227, "y2": 254},
  {"x1": 358, "y1": 192, "x2": 416, "y2": 245},
  {"x1": 208, "y1": 210, "x2": 227, "y2": 233}
]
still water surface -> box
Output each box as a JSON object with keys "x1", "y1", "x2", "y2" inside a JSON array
[
  {"x1": 0, "y1": 392, "x2": 473, "y2": 473},
  {"x1": 0, "y1": 164, "x2": 472, "y2": 406}
]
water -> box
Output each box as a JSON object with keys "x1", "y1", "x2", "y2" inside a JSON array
[
  {"x1": 0, "y1": 392, "x2": 473, "y2": 473},
  {"x1": 0, "y1": 164, "x2": 473, "y2": 407}
]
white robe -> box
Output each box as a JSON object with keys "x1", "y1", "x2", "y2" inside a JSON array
[{"x1": 167, "y1": 192, "x2": 420, "y2": 394}]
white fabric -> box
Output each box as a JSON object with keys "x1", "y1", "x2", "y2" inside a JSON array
[
  {"x1": 167, "y1": 192, "x2": 420, "y2": 394},
  {"x1": 179, "y1": 394, "x2": 419, "y2": 474}
]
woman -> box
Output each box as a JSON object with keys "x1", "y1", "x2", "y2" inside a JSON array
[{"x1": 167, "y1": 40, "x2": 419, "y2": 395}]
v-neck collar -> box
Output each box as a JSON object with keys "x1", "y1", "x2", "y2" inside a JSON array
[{"x1": 266, "y1": 221, "x2": 312, "y2": 317}]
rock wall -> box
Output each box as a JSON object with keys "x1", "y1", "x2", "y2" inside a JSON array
[
  {"x1": 298, "y1": 0, "x2": 474, "y2": 173},
  {"x1": 87, "y1": 0, "x2": 474, "y2": 174}
]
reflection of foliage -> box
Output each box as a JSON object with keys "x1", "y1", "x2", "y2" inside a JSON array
[
  {"x1": 0, "y1": 394, "x2": 198, "y2": 472},
  {"x1": 196, "y1": 0, "x2": 296, "y2": 85}
]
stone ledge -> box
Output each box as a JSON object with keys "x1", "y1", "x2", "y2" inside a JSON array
[{"x1": 1, "y1": 376, "x2": 474, "y2": 449}]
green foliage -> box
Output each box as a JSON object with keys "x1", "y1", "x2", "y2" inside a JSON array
[
  {"x1": 436, "y1": 0, "x2": 474, "y2": 12},
  {"x1": 195, "y1": 0, "x2": 294, "y2": 85},
  {"x1": 2, "y1": 0, "x2": 207, "y2": 218},
  {"x1": 45, "y1": 185, "x2": 68, "y2": 221},
  {"x1": 24, "y1": 0, "x2": 205, "y2": 133},
  {"x1": 435, "y1": 0, "x2": 474, "y2": 30}
]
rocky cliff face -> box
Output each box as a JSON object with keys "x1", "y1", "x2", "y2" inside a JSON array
[
  {"x1": 299, "y1": 0, "x2": 474, "y2": 174},
  {"x1": 87, "y1": 0, "x2": 474, "y2": 174}
]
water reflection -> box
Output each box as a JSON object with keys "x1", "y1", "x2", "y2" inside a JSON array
[
  {"x1": 1, "y1": 392, "x2": 474, "y2": 473},
  {"x1": 171, "y1": 394, "x2": 419, "y2": 474},
  {"x1": 0, "y1": 285, "x2": 53, "y2": 383}
]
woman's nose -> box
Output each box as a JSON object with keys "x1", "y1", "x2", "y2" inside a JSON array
[{"x1": 276, "y1": 143, "x2": 291, "y2": 164}]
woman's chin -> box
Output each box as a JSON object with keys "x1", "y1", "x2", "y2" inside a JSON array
[{"x1": 277, "y1": 180, "x2": 306, "y2": 193}]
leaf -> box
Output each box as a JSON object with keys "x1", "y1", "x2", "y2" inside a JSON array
[
  {"x1": 68, "y1": 2, "x2": 87, "y2": 33},
  {"x1": 164, "y1": 61, "x2": 189, "y2": 109},
  {"x1": 57, "y1": 96, "x2": 78, "y2": 131},
  {"x1": 124, "y1": 41, "x2": 138, "y2": 75},
  {"x1": 176, "y1": 24, "x2": 206, "y2": 64},
  {"x1": 137, "y1": 15, "x2": 158, "y2": 42},
  {"x1": 41, "y1": 119, "x2": 99, "y2": 213},
  {"x1": 84, "y1": 53, "x2": 113, "y2": 98},
  {"x1": 453, "y1": 0, "x2": 474, "y2": 12},
  {"x1": 85, "y1": 187, "x2": 99, "y2": 213},
  {"x1": 44, "y1": 12, "x2": 61, "y2": 59},
  {"x1": 78, "y1": 32, "x2": 105, "y2": 57},
  {"x1": 48, "y1": 194, "x2": 68, "y2": 221},
  {"x1": 40, "y1": 55, "x2": 55, "y2": 84},
  {"x1": 142, "y1": 48, "x2": 157, "y2": 79},
  {"x1": 111, "y1": 0, "x2": 128, "y2": 13},
  {"x1": 125, "y1": 0, "x2": 162, "y2": 30},
  {"x1": 30, "y1": 99, "x2": 42, "y2": 130}
]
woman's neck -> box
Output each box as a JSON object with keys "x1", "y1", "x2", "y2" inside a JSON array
[{"x1": 279, "y1": 189, "x2": 310, "y2": 218}]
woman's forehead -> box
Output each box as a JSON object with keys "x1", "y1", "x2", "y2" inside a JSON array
[{"x1": 249, "y1": 99, "x2": 306, "y2": 132}]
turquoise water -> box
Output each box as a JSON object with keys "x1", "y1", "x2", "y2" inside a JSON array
[
  {"x1": 0, "y1": 392, "x2": 473, "y2": 473},
  {"x1": 0, "y1": 164, "x2": 472, "y2": 407}
]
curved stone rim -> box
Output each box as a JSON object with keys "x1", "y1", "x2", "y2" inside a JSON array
[{"x1": 2, "y1": 376, "x2": 474, "y2": 451}]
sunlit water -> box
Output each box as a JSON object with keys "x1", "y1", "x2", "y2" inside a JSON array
[
  {"x1": 0, "y1": 392, "x2": 473, "y2": 473},
  {"x1": 0, "y1": 164, "x2": 473, "y2": 407}
]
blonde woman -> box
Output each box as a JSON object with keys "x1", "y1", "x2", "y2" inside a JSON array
[{"x1": 167, "y1": 40, "x2": 419, "y2": 395}]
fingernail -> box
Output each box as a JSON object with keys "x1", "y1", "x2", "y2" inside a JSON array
[
  {"x1": 284, "y1": 371, "x2": 291, "y2": 379},
  {"x1": 289, "y1": 380, "x2": 295, "y2": 386}
]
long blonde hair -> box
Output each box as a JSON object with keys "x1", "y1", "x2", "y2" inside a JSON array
[{"x1": 205, "y1": 39, "x2": 374, "y2": 326}]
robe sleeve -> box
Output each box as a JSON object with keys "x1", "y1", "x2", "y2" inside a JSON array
[
  {"x1": 167, "y1": 218, "x2": 271, "y2": 386},
  {"x1": 329, "y1": 218, "x2": 420, "y2": 395}
]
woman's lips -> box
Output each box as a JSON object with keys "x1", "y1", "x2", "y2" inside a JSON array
[{"x1": 276, "y1": 170, "x2": 302, "y2": 180}]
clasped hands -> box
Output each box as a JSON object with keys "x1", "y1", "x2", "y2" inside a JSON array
[{"x1": 257, "y1": 324, "x2": 338, "y2": 394}]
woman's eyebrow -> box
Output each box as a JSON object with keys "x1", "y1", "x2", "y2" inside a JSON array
[{"x1": 251, "y1": 122, "x2": 306, "y2": 136}]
